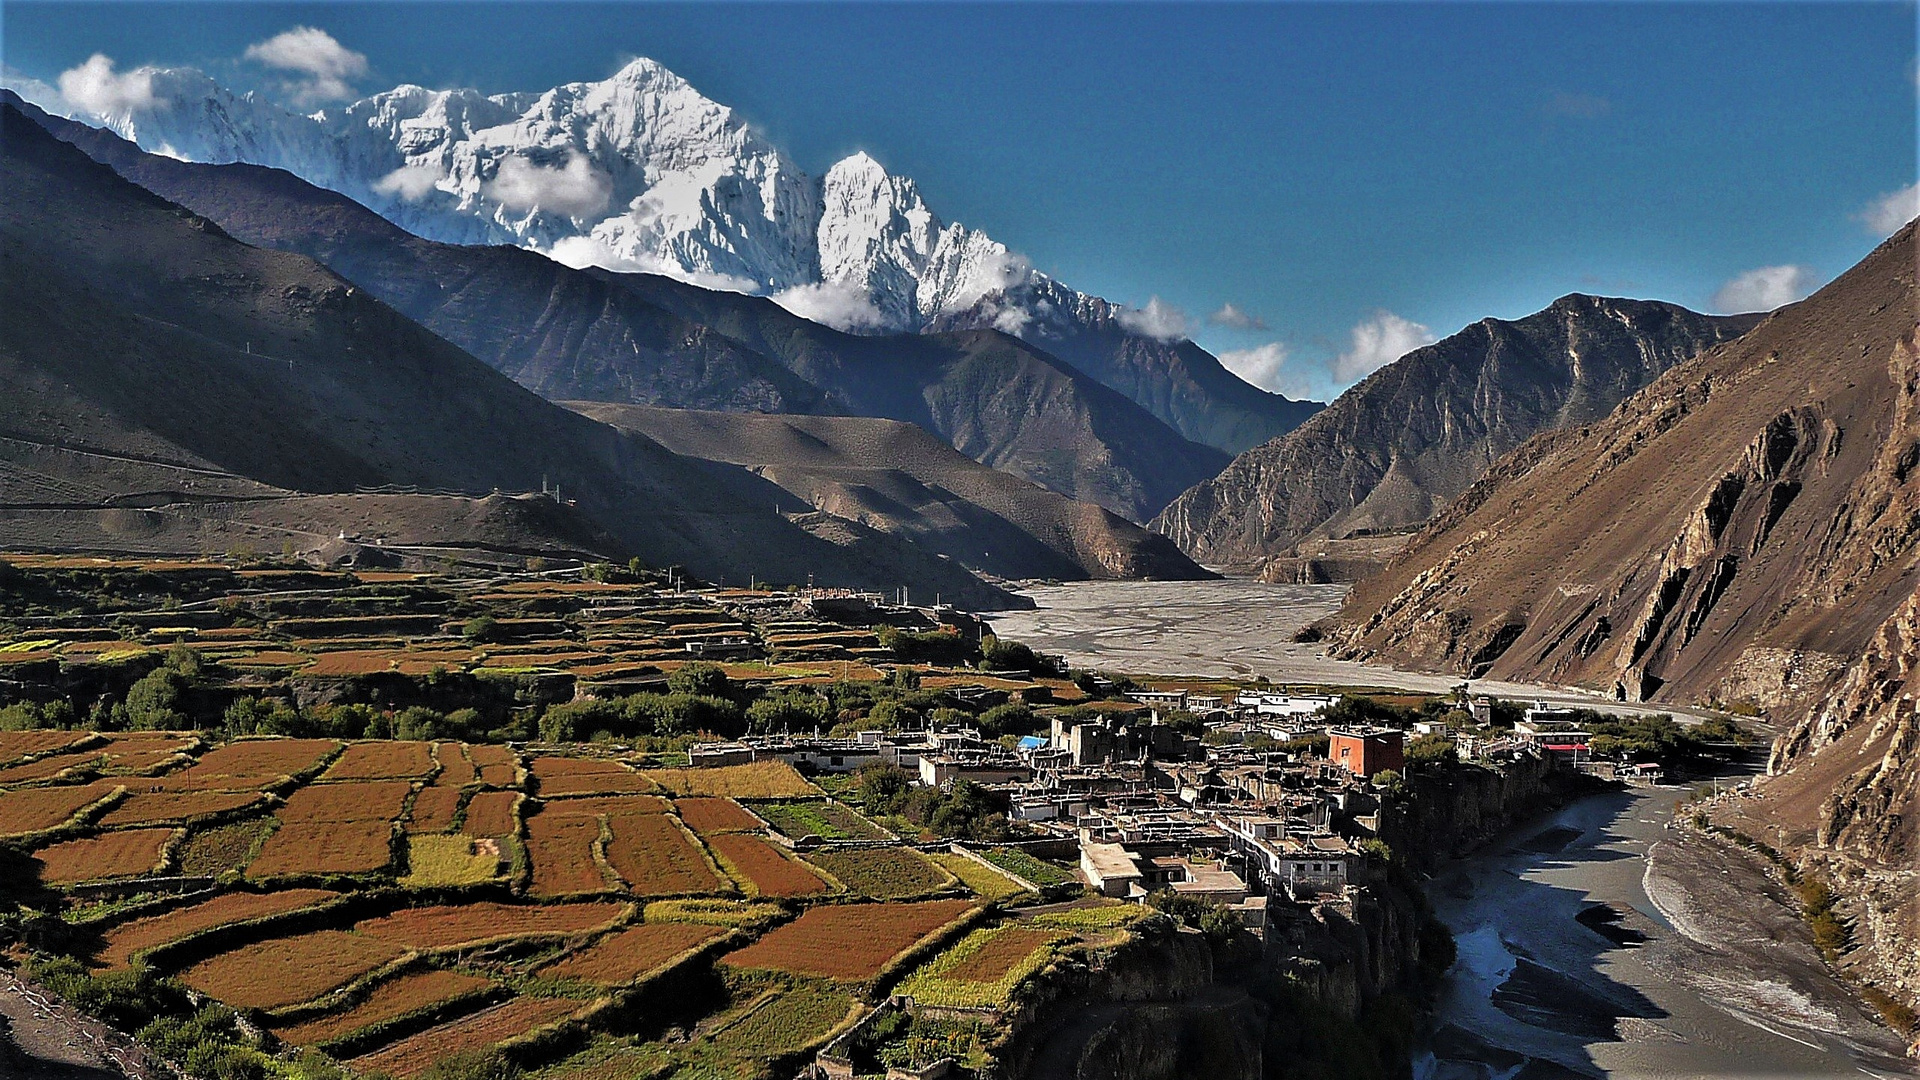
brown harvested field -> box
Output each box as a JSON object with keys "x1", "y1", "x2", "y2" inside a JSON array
[
  {"x1": 0, "y1": 730, "x2": 95, "y2": 764},
  {"x1": 477, "y1": 763, "x2": 517, "y2": 787},
  {"x1": 406, "y1": 786, "x2": 462, "y2": 833},
  {"x1": 603, "y1": 814, "x2": 728, "y2": 896},
  {"x1": 534, "y1": 772, "x2": 659, "y2": 797},
  {"x1": 720, "y1": 900, "x2": 973, "y2": 982},
  {"x1": 246, "y1": 821, "x2": 393, "y2": 878},
  {"x1": 226, "y1": 651, "x2": 312, "y2": 669},
  {"x1": 179, "y1": 929, "x2": 407, "y2": 1010},
  {"x1": 526, "y1": 815, "x2": 610, "y2": 898},
  {"x1": 98, "y1": 745, "x2": 192, "y2": 774},
  {"x1": 433, "y1": 743, "x2": 477, "y2": 787},
  {"x1": 161, "y1": 739, "x2": 338, "y2": 789},
  {"x1": 279, "y1": 780, "x2": 412, "y2": 824},
  {"x1": 96, "y1": 888, "x2": 341, "y2": 969},
  {"x1": 530, "y1": 757, "x2": 629, "y2": 779},
  {"x1": 322, "y1": 742, "x2": 434, "y2": 781},
  {"x1": 97, "y1": 791, "x2": 265, "y2": 827},
  {"x1": 536, "y1": 795, "x2": 670, "y2": 818},
  {"x1": 32, "y1": 828, "x2": 173, "y2": 884},
  {"x1": 356, "y1": 901, "x2": 627, "y2": 950},
  {"x1": 640, "y1": 761, "x2": 817, "y2": 799},
  {"x1": 946, "y1": 928, "x2": 1062, "y2": 981},
  {"x1": 304, "y1": 651, "x2": 401, "y2": 676},
  {"x1": 461, "y1": 791, "x2": 520, "y2": 837},
  {"x1": 707, "y1": 833, "x2": 832, "y2": 899},
  {"x1": 535, "y1": 923, "x2": 723, "y2": 985},
  {"x1": 0, "y1": 781, "x2": 119, "y2": 838},
  {"x1": 347, "y1": 996, "x2": 580, "y2": 1079},
  {"x1": 0, "y1": 750, "x2": 104, "y2": 785},
  {"x1": 268, "y1": 970, "x2": 494, "y2": 1047},
  {"x1": 467, "y1": 744, "x2": 517, "y2": 770},
  {"x1": 674, "y1": 797, "x2": 760, "y2": 834}
]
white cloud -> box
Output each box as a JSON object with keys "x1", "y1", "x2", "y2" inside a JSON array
[
  {"x1": 371, "y1": 162, "x2": 445, "y2": 202},
  {"x1": 1333, "y1": 310, "x2": 1435, "y2": 384},
  {"x1": 546, "y1": 236, "x2": 759, "y2": 293},
  {"x1": 243, "y1": 26, "x2": 367, "y2": 104},
  {"x1": 485, "y1": 153, "x2": 612, "y2": 220},
  {"x1": 2, "y1": 66, "x2": 68, "y2": 113},
  {"x1": 57, "y1": 54, "x2": 159, "y2": 116},
  {"x1": 1207, "y1": 303, "x2": 1268, "y2": 331},
  {"x1": 1711, "y1": 265, "x2": 1815, "y2": 314},
  {"x1": 1115, "y1": 296, "x2": 1190, "y2": 341},
  {"x1": 1218, "y1": 343, "x2": 1297, "y2": 394},
  {"x1": 1857, "y1": 182, "x2": 1919, "y2": 237},
  {"x1": 771, "y1": 281, "x2": 893, "y2": 333}
]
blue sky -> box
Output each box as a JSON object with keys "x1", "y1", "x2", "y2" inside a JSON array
[{"x1": 3, "y1": 1, "x2": 1914, "y2": 400}]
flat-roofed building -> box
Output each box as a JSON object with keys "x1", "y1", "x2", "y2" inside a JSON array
[
  {"x1": 1081, "y1": 841, "x2": 1144, "y2": 898},
  {"x1": 1328, "y1": 727, "x2": 1404, "y2": 777}
]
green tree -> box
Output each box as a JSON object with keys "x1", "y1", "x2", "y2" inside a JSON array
[
  {"x1": 746, "y1": 691, "x2": 833, "y2": 734},
  {"x1": 123, "y1": 667, "x2": 190, "y2": 730},
  {"x1": 1404, "y1": 733, "x2": 1458, "y2": 768},
  {"x1": 668, "y1": 661, "x2": 732, "y2": 699},
  {"x1": 461, "y1": 616, "x2": 499, "y2": 643},
  {"x1": 977, "y1": 702, "x2": 1038, "y2": 738}
]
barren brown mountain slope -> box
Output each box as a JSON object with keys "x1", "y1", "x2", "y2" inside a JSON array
[
  {"x1": 568, "y1": 404, "x2": 1211, "y2": 582},
  {"x1": 1335, "y1": 221, "x2": 1920, "y2": 1044},
  {"x1": 0, "y1": 103, "x2": 1016, "y2": 607},
  {"x1": 14, "y1": 95, "x2": 1225, "y2": 525},
  {"x1": 1334, "y1": 222, "x2": 1916, "y2": 707},
  {"x1": 1154, "y1": 296, "x2": 1756, "y2": 575}
]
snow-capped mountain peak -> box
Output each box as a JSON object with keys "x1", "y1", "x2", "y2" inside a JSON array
[{"x1": 10, "y1": 54, "x2": 1218, "y2": 349}]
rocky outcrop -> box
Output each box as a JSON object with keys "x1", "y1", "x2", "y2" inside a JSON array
[
  {"x1": 1153, "y1": 296, "x2": 1755, "y2": 573},
  {"x1": 1331, "y1": 223, "x2": 1918, "y2": 708},
  {"x1": 1758, "y1": 584, "x2": 1920, "y2": 1043}
]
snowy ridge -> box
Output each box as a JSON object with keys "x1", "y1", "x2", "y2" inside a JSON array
[{"x1": 8, "y1": 56, "x2": 1111, "y2": 336}]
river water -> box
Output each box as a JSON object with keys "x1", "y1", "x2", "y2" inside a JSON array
[
  {"x1": 1422, "y1": 784, "x2": 1914, "y2": 1079},
  {"x1": 987, "y1": 580, "x2": 1916, "y2": 1078}
]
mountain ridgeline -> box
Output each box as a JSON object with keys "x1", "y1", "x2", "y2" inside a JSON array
[
  {"x1": 5, "y1": 58, "x2": 1318, "y2": 458},
  {"x1": 17, "y1": 94, "x2": 1228, "y2": 524},
  {"x1": 0, "y1": 102, "x2": 1206, "y2": 600},
  {"x1": 1154, "y1": 296, "x2": 1759, "y2": 574}
]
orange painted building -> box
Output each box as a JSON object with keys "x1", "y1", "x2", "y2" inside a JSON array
[{"x1": 1328, "y1": 728, "x2": 1405, "y2": 777}]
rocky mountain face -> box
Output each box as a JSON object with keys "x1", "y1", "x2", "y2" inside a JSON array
[
  {"x1": 0, "y1": 102, "x2": 1023, "y2": 608},
  {"x1": 566, "y1": 404, "x2": 1212, "y2": 582},
  {"x1": 1332, "y1": 223, "x2": 1919, "y2": 1037},
  {"x1": 17, "y1": 93, "x2": 1225, "y2": 523},
  {"x1": 1333, "y1": 224, "x2": 1915, "y2": 701},
  {"x1": 6, "y1": 58, "x2": 1317, "y2": 453},
  {"x1": 1155, "y1": 296, "x2": 1758, "y2": 574}
]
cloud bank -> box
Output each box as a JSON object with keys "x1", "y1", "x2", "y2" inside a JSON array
[
  {"x1": 1711, "y1": 264, "x2": 1815, "y2": 313},
  {"x1": 771, "y1": 281, "x2": 893, "y2": 333},
  {"x1": 1218, "y1": 343, "x2": 1296, "y2": 395},
  {"x1": 372, "y1": 162, "x2": 445, "y2": 202},
  {"x1": 486, "y1": 153, "x2": 613, "y2": 220},
  {"x1": 57, "y1": 54, "x2": 159, "y2": 116},
  {"x1": 1116, "y1": 296, "x2": 1190, "y2": 341},
  {"x1": 1333, "y1": 310, "x2": 1435, "y2": 384},
  {"x1": 1208, "y1": 303, "x2": 1268, "y2": 331},
  {"x1": 243, "y1": 27, "x2": 367, "y2": 104},
  {"x1": 1858, "y1": 182, "x2": 1919, "y2": 237}
]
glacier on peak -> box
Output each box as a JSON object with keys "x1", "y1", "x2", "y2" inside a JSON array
[{"x1": 4, "y1": 53, "x2": 1158, "y2": 340}]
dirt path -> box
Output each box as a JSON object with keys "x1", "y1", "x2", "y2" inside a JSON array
[{"x1": 0, "y1": 969, "x2": 168, "y2": 1080}]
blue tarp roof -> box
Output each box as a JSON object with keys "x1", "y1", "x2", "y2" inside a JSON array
[{"x1": 1017, "y1": 736, "x2": 1048, "y2": 749}]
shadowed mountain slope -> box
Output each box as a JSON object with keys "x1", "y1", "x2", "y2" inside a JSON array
[
  {"x1": 1155, "y1": 296, "x2": 1759, "y2": 574},
  {"x1": 0, "y1": 102, "x2": 1019, "y2": 608},
  {"x1": 17, "y1": 96, "x2": 1225, "y2": 524},
  {"x1": 567, "y1": 404, "x2": 1213, "y2": 583},
  {"x1": 1332, "y1": 222, "x2": 1916, "y2": 706}
]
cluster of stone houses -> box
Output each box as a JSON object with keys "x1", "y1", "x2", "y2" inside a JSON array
[{"x1": 708, "y1": 685, "x2": 1445, "y2": 937}]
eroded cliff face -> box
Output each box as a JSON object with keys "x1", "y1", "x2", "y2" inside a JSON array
[
  {"x1": 1757, "y1": 584, "x2": 1920, "y2": 1047},
  {"x1": 1331, "y1": 224, "x2": 1918, "y2": 712}
]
